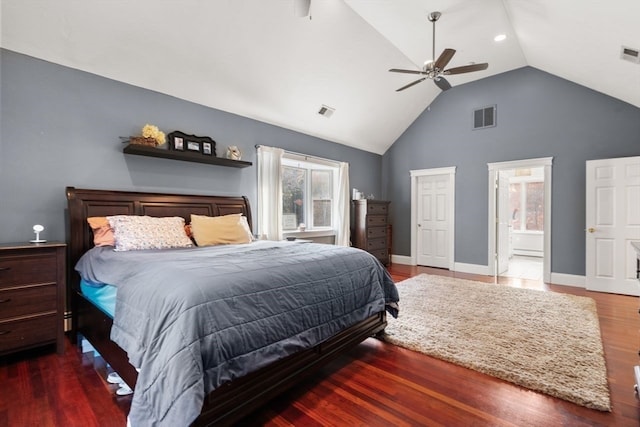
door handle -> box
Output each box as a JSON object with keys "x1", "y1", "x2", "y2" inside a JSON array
[{"x1": 587, "y1": 227, "x2": 595, "y2": 233}]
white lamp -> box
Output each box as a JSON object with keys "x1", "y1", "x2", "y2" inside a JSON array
[{"x1": 30, "y1": 224, "x2": 47, "y2": 243}]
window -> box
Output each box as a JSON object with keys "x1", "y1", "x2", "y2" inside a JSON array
[
  {"x1": 509, "y1": 180, "x2": 544, "y2": 232},
  {"x1": 281, "y1": 155, "x2": 337, "y2": 233}
]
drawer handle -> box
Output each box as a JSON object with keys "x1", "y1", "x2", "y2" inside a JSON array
[
  {"x1": 0, "y1": 267, "x2": 10, "y2": 272},
  {"x1": 0, "y1": 330, "x2": 11, "y2": 336},
  {"x1": 0, "y1": 298, "x2": 10, "y2": 303}
]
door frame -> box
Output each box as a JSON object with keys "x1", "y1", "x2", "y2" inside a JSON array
[
  {"x1": 487, "y1": 157, "x2": 553, "y2": 283},
  {"x1": 410, "y1": 166, "x2": 456, "y2": 268}
]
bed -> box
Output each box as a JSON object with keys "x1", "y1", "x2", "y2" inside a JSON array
[{"x1": 65, "y1": 187, "x2": 398, "y2": 426}]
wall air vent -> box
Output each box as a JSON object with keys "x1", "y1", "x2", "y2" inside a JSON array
[
  {"x1": 473, "y1": 105, "x2": 496, "y2": 130},
  {"x1": 318, "y1": 105, "x2": 335, "y2": 118},
  {"x1": 621, "y1": 46, "x2": 640, "y2": 64}
]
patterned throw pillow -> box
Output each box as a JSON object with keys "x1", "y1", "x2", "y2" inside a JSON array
[{"x1": 107, "y1": 215, "x2": 193, "y2": 251}]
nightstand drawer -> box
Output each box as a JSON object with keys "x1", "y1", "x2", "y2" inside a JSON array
[
  {"x1": 0, "y1": 253, "x2": 57, "y2": 288},
  {"x1": 0, "y1": 313, "x2": 57, "y2": 354},
  {"x1": 0, "y1": 285, "x2": 57, "y2": 320}
]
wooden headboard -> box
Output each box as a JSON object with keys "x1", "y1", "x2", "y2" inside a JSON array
[{"x1": 65, "y1": 187, "x2": 252, "y2": 292}]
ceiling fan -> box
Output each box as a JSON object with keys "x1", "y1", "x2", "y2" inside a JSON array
[{"x1": 389, "y1": 11, "x2": 488, "y2": 92}]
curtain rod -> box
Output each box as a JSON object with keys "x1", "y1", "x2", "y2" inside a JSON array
[{"x1": 254, "y1": 144, "x2": 342, "y2": 165}]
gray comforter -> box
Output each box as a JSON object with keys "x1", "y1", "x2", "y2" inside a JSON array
[{"x1": 75, "y1": 241, "x2": 398, "y2": 427}]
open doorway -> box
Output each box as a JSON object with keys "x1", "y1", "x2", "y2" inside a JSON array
[
  {"x1": 500, "y1": 167, "x2": 544, "y2": 280},
  {"x1": 488, "y1": 158, "x2": 552, "y2": 283}
]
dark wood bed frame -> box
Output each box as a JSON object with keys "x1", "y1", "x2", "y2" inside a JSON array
[{"x1": 65, "y1": 186, "x2": 387, "y2": 426}]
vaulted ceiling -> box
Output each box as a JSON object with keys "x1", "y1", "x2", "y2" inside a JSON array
[{"x1": 2, "y1": 1, "x2": 639, "y2": 155}]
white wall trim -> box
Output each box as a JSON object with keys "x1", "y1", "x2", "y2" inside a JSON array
[
  {"x1": 390, "y1": 256, "x2": 585, "y2": 288},
  {"x1": 454, "y1": 262, "x2": 491, "y2": 276},
  {"x1": 410, "y1": 166, "x2": 456, "y2": 269},
  {"x1": 391, "y1": 254, "x2": 413, "y2": 265},
  {"x1": 410, "y1": 166, "x2": 457, "y2": 177},
  {"x1": 550, "y1": 273, "x2": 586, "y2": 288},
  {"x1": 487, "y1": 157, "x2": 553, "y2": 283},
  {"x1": 487, "y1": 157, "x2": 553, "y2": 171}
]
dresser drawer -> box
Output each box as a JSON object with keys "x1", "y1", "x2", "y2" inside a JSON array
[
  {"x1": 367, "y1": 237, "x2": 387, "y2": 251},
  {"x1": 367, "y1": 226, "x2": 387, "y2": 239},
  {"x1": 367, "y1": 203, "x2": 389, "y2": 215},
  {"x1": 366, "y1": 215, "x2": 387, "y2": 227},
  {"x1": 0, "y1": 313, "x2": 57, "y2": 354},
  {"x1": 369, "y1": 248, "x2": 389, "y2": 262},
  {"x1": 0, "y1": 253, "x2": 57, "y2": 289},
  {"x1": 0, "y1": 285, "x2": 57, "y2": 320}
]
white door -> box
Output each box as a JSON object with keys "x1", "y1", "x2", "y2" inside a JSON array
[
  {"x1": 417, "y1": 174, "x2": 450, "y2": 268},
  {"x1": 586, "y1": 156, "x2": 640, "y2": 295},
  {"x1": 497, "y1": 171, "x2": 510, "y2": 274}
]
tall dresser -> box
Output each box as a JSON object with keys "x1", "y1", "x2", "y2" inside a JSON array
[
  {"x1": 0, "y1": 242, "x2": 66, "y2": 356},
  {"x1": 352, "y1": 199, "x2": 390, "y2": 265}
]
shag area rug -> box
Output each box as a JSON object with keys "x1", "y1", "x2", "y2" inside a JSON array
[{"x1": 383, "y1": 274, "x2": 611, "y2": 411}]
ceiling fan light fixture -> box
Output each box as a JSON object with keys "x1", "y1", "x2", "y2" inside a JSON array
[
  {"x1": 494, "y1": 34, "x2": 507, "y2": 42},
  {"x1": 294, "y1": 0, "x2": 311, "y2": 18}
]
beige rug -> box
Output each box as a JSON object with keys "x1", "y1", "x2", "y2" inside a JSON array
[{"x1": 383, "y1": 274, "x2": 611, "y2": 411}]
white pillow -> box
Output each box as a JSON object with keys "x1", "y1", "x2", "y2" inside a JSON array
[{"x1": 107, "y1": 215, "x2": 193, "y2": 251}]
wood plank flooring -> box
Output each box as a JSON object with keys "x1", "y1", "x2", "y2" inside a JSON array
[{"x1": 1, "y1": 264, "x2": 639, "y2": 426}]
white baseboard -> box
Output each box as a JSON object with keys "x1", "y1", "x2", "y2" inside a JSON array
[
  {"x1": 390, "y1": 256, "x2": 491, "y2": 275},
  {"x1": 391, "y1": 254, "x2": 413, "y2": 265},
  {"x1": 454, "y1": 263, "x2": 491, "y2": 276},
  {"x1": 549, "y1": 273, "x2": 585, "y2": 288},
  {"x1": 390, "y1": 256, "x2": 587, "y2": 288}
]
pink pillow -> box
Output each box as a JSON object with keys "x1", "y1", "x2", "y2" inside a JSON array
[{"x1": 87, "y1": 217, "x2": 115, "y2": 246}]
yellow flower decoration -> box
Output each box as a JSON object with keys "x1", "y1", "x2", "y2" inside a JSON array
[{"x1": 141, "y1": 124, "x2": 166, "y2": 145}]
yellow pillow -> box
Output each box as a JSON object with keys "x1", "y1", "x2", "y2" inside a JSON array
[{"x1": 190, "y1": 213, "x2": 253, "y2": 246}]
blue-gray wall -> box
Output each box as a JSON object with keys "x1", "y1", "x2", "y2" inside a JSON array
[
  {"x1": 0, "y1": 49, "x2": 382, "y2": 243},
  {"x1": 382, "y1": 66, "x2": 640, "y2": 276}
]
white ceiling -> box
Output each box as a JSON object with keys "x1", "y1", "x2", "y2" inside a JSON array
[{"x1": 2, "y1": 1, "x2": 639, "y2": 155}]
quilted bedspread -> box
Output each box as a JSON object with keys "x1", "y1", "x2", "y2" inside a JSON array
[{"x1": 76, "y1": 241, "x2": 398, "y2": 426}]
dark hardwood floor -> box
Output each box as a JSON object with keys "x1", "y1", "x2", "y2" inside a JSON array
[{"x1": 1, "y1": 264, "x2": 639, "y2": 426}]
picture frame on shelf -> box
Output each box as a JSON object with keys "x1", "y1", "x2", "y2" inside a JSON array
[
  {"x1": 172, "y1": 136, "x2": 184, "y2": 151},
  {"x1": 167, "y1": 131, "x2": 217, "y2": 156},
  {"x1": 187, "y1": 141, "x2": 201, "y2": 152}
]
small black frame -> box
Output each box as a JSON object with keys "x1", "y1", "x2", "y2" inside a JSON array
[{"x1": 168, "y1": 131, "x2": 216, "y2": 156}]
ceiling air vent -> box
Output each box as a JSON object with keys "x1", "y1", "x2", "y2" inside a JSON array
[
  {"x1": 318, "y1": 105, "x2": 335, "y2": 118},
  {"x1": 473, "y1": 105, "x2": 496, "y2": 130},
  {"x1": 621, "y1": 46, "x2": 640, "y2": 64}
]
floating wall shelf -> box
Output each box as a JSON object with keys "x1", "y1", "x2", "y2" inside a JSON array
[{"x1": 123, "y1": 144, "x2": 252, "y2": 168}]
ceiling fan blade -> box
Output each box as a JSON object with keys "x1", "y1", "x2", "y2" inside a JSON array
[
  {"x1": 434, "y1": 48, "x2": 456, "y2": 70},
  {"x1": 434, "y1": 76, "x2": 452, "y2": 91},
  {"x1": 389, "y1": 68, "x2": 424, "y2": 75},
  {"x1": 396, "y1": 77, "x2": 427, "y2": 92},
  {"x1": 444, "y1": 63, "x2": 489, "y2": 75}
]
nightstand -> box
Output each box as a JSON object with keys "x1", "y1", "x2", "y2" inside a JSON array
[{"x1": 0, "y1": 242, "x2": 66, "y2": 356}]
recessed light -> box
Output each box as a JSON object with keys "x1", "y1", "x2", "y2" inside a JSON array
[{"x1": 494, "y1": 34, "x2": 507, "y2": 42}]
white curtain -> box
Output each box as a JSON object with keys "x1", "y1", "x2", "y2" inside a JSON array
[
  {"x1": 335, "y1": 161, "x2": 350, "y2": 246},
  {"x1": 257, "y1": 145, "x2": 284, "y2": 240}
]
